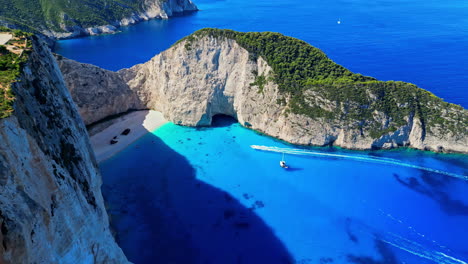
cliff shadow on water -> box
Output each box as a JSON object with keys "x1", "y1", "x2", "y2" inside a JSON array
[{"x1": 99, "y1": 120, "x2": 294, "y2": 264}]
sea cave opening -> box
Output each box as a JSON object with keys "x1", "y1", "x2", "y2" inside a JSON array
[{"x1": 211, "y1": 114, "x2": 238, "y2": 127}]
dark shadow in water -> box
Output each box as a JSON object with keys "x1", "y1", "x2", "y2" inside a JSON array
[
  {"x1": 393, "y1": 172, "x2": 468, "y2": 216},
  {"x1": 342, "y1": 219, "x2": 398, "y2": 264},
  {"x1": 318, "y1": 218, "x2": 399, "y2": 263},
  {"x1": 100, "y1": 131, "x2": 294, "y2": 264},
  {"x1": 347, "y1": 238, "x2": 398, "y2": 264},
  {"x1": 319, "y1": 257, "x2": 334, "y2": 264},
  {"x1": 345, "y1": 218, "x2": 359, "y2": 244},
  {"x1": 285, "y1": 167, "x2": 304, "y2": 172}
]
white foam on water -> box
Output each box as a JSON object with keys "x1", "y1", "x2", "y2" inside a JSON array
[
  {"x1": 252, "y1": 145, "x2": 468, "y2": 263},
  {"x1": 381, "y1": 233, "x2": 468, "y2": 264},
  {"x1": 372, "y1": 203, "x2": 452, "y2": 253},
  {"x1": 251, "y1": 145, "x2": 467, "y2": 180},
  {"x1": 343, "y1": 215, "x2": 467, "y2": 264}
]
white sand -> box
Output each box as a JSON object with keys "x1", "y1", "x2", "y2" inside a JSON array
[
  {"x1": 90, "y1": 110, "x2": 168, "y2": 163},
  {"x1": 0, "y1": 33, "x2": 12, "y2": 45}
]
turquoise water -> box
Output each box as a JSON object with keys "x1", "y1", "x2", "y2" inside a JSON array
[
  {"x1": 55, "y1": 0, "x2": 468, "y2": 107},
  {"x1": 101, "y1": 117, "x2": 468, "y2": 264},
  {"x1": 57, "y1": 0, "x2": 468, "y2": 262}
]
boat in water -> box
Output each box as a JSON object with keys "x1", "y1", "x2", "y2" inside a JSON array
[{"x1": 280, "y1": 152, "x2": 289, "y2": 168}]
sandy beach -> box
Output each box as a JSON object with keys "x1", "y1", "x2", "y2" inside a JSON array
[{"x1": 90, "y1": 110, "x2": 168, "y2": 163}]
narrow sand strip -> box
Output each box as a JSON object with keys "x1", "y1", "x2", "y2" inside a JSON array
[{"x1": 90, "y1": 110, "x2": 167, "y2": 163}]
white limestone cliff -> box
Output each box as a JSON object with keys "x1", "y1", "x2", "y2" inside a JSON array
[
  {"x1": 120, "y1": 36, "x2": 468, "y2": 153},
  {"x1": 56, "y1": 55, "x2": 145, "y2": 126},
  {"x1": 58, "y1": 35, "x2": 468, "y2": 153},
  {"x1": 47, "y1": 0, "x2": 198, "y2": 39},
  {"x1": 0, "y1": 37, "x2": 129, "y2": 263}
]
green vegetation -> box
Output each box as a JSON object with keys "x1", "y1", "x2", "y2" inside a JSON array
[
  {"x1": 0, "y1": 27, "x2": 32, "y2": 118},
  {"x1": 249, "y1": 71, "x2": 269, "y2": 94},
  {"x1": 178, "y1": 28, "x2": 467, "y2": 138},
  {"x1": 0, "y1": 0, "x2": 159, "y2": 33}
]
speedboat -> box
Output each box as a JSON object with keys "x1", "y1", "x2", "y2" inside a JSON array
[
  {"x1": 280, "y1": 152, "x2": 289, "y2": 168},
  {"x1": 280, "y1": 160, "x2": 289, "y2": 168}
]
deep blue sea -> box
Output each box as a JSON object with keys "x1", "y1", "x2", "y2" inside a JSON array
[
  {"x1": 101, "y1": 118, "x2": 468, "y2": 264},
  {"x1": 55, "y1": 0, "x2": 468, "y2": 107},
  {"x1": 56, "y1": 0, "x2": 468, "y2": 263}
]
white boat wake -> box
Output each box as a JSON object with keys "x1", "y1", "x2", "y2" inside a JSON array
[
  {"x1": 251, "y1": 145, "x2": 468, "y2": 263},
  {"x1": 349, "y1": 207, "x2": 468, "y2": 264},
  {"x1": 251, "y1": 145, "x2": 467, "y2": 180},
  {"x1": 381, "y1": 232, "x2": 468, "y2": 264}
]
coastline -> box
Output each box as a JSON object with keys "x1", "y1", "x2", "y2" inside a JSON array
[
  {"x1": 90, "y1": 110, "x2": 168, "y2": 163},
  {"x1": 0, "y1": 0, "x2": 198, "y2": 44},
  {"x1": 49, "y1": 5, "x2": 198, "y2": 40},
  {"x1": 89, "y1": 109, "x2": 467, "y2": 166},
  {"x1": 246, "y1": 126, "x2": 468, "y2": 156},
  {"x1": 52, "y1": 10, "x2": 198, "y2": 41}
]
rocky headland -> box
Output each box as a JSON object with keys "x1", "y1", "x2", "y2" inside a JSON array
[
  {"x1": 59, "y1": 29, "x2": 468, "y2": 154},
  {"x1": 0, "y1": 0, "x2": 198, "y2": 40},
  {"x1": 52, "y1": 0, "x2": 198, "y2": 39}
]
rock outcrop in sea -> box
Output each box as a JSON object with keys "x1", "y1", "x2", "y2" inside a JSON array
[
  {"x1": 0, "y1": 36, "x2": 129, "y2": 263},
  {"x1": 58, "y1": 29, "x2": 468, "y2": 154}
]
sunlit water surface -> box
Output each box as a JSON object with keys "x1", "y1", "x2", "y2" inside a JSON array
[
  {"x1": 101, "y1": 118, "x2": 468, "y2": 264},
  {"x1": 55, "y1": 0, "x2": 468, "y2": 262}
]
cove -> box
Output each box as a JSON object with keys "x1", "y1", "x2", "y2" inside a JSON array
[
  {"x1": 55, "y1": 0, "x2": 468, "y2": 108},
  {"x1": 100, "y1": 116, "x2": 468, "y2": 264}
]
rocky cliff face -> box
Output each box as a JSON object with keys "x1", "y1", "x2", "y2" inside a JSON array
[
  {"x1": 50, "y1": 0, "x2": 198, "y2": 39},
  {"x1": 121, "y1": 35, "x2": 467, "y2": 153},
  {"x1": 59, "y1": 32, "x2": 468, "y2": 153},
  {"x1": 0, "y1": 37, "x2": 128, "y2": 263},
  {"x1": 0, "y1": 0, "x2": 197, "y2": 40},
  {"x1": 56, "y1": 55, "x2": 145, "y2": 125}
]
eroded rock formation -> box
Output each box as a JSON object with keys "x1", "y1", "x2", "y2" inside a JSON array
[
  {"x1": 59, "y1": 0, "x2": 198, "y2": 39},
  {"x1": 59, "y1": 31, "x2": 468, "y2": 153},
  {"x1": 0, "y1": 37, "x2": 128, "y2": 263},
  {"x1": 56, "y1": 55, "x2": 145, "y2": 125}
]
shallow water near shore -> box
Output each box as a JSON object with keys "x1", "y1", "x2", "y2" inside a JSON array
[
  {"x1": 101, "y1": 116, "x2": 468, "y2": 264},
  {"x1": 57, "y1": 0, "x2": 468, "y2": 261},
  {"x1": 56, "y1": 0, "x2": 468, "y2": 107}
]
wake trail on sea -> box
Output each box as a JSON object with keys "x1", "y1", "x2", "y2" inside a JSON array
[
  {"x1": 346, "y1": 209, "x2": 468, "y2": 264},
  {"x1": 251, "y1": 145, "x2": 467, "y2": 180},
  {"x1": 381, "y1": 232, "x2": 468, "y2": 264}
]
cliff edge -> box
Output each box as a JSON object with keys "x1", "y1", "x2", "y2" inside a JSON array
[
  {"x1": 0, "y1": 36, "x2": 128, "y2": 263},
  {"x1": 59, "y1": 29, "x2": 468, "y2": 153},
  {"x1": 56, "y1": 54, "x2": 146, "y2": 126}
]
